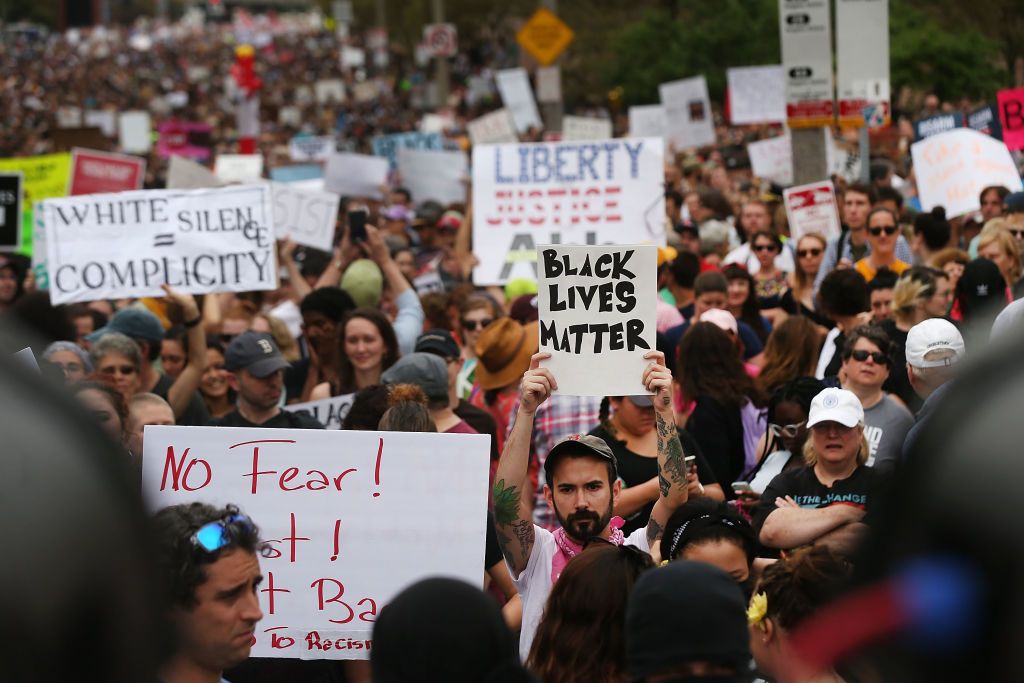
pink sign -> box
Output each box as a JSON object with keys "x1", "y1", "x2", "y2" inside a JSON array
[
  {"x1": 157, "y1": 121, "x2": 213, "y2": 160},
  {"x1": 68, "y1": 148, "x2": 146, "y2": 196},
  {"x1": 997, "y1": 88, "x2": 1024, "y2": 151}
]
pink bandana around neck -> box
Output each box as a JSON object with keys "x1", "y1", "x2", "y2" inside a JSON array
[{"x1": 551, "y1": 516, "x2": 626, "y2": 583}]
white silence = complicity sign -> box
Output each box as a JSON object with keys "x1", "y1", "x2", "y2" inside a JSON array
[
  {"x1": 141, "y1": 426, "x2": 489, "y2": 660},
  {"x1": 43, "y1": 184, "x2": 276, "y2": 305},
  {"x1": 538, "y1": 244, "x2": 657, "y2": 397}
]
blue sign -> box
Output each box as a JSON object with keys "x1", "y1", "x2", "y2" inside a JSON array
[
  {"x1": 913, "y1": 112, "x2": 963, "y2": 141},
  {"x1": 967, "y1": 104, "x2": 1003, "y2": 141},
  {"x1": 371, "y1": 132, "x2": 454, "y2": 169},
  {"x1": 270, "y1": 164, "x2": 324, "y2": 183}
]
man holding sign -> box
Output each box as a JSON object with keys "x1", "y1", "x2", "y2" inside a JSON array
[{"x1": 493, "y1": 349, "x2": 689, "y2": 660}]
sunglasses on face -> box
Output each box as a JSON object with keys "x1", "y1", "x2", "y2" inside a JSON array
[
  {"x1": 868, "y1": 226, "x2": 898, "y2": 237},
  {"x1": 753, "y1": 243, "x2": 777, "y2": 252},
  {"x1": 847, "y1": 349, "x2": 889, "y2": 365},
  {"x1": 461, "y1": 318, "x2": 493, "y2": 331},
  {"x1": 100, "y1": 365, "x2": 136, "y2": 376},
  {"x1": 191, "y1": 514, "x2": 255, "y2": 553},
  {"x1": 768, "y1": 421, "x2": 806, "y2": 439},
  {"x1": 798, "y1": 248, "x2": 822, "y2": 258},
  {"x1": 1009, "y1": 229, "x2": 1024, "y2": 239}
]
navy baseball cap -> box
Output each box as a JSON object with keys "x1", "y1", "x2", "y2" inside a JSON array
[
  {"x1": 224, "y1": 332, "x2": 290, "y2": 377},
  {"x1": 87, "y1": 307, "x2": 165, "y2": 343},
  {"x1": 414, "y1": 329, "x2": 460, "y2": 358}
]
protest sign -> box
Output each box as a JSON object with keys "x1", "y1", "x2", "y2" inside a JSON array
[
  {"x1": 423, "y1": 23, "x2": 457, "y2": 57},
  {"x1": 997, "y1": 88, "x2": 1024, "y2": 151},
  {"x1": 352, "y1": 81, "x2": 379, "y2": 103},
  {"x1": 271, "y1": 165, "x2": 324, "y2": 184},
  {"x1": 0, "y1": 153, "x2": 71, "y2": 254},
  {"x1": 315, "y1": 79, "x2": 346, "y2": 104},
  {"x1": 562, "y1": 116, "x2": 613, "y2": 142},
  {"x1": 967, "y1": 105, "x2": 1002, "y2": 141},
  {"x1": 43, "y1": 184, "x2": 277, "y2": 305},
  {"x1": 836, "y1": 0, "x2": 889, "y2": 127},
  {"x1": 516, "y1": 7, "x2": 574, "y2": 66},
  {"x1": 396, "y1": 148, "x2": 467, "y2": 205},
  {"x1": 910, "y1": 128, "x2": 1023, "y2": 217},
  {"x1": 215, "y1": 154, "x2": 264, "y2": 183},
  {"x1": 340, "y1": 46, "x2": 365, "y2": 68},
  {"x1": 141, "y1": 425, "x2": 490, "y2": 660},
  {"x1": 118, "y1": 111, "x2": 152, "y2": 153},
  {"x1": 370, "y1": 132, "x2": 449, "y2": 170},
  {"x1": 420, "y1": 112, "x2": 456, "y2": 134},
  {"x1": 466, "y1": 75, "x2": 494, "y2": 107},
  {"x1": 289, "y1": 136, "x2": 336, "y2": 162},
  {"x1": 0, "y1": 173, "x2": 23, "y2": 251},
  {"x1": 324, "y1": 153, "x2": 389, "y2": 200},
  {"x1": 472, "y1": 138, "x2": 665, "y2": 284},
  {"x1": 467, "y1": 109, "x2": 518, "y2": 146},
  {"x1": 538, "y1": 244, "x2": 656, "y2": 397},
  {"x1": 84, "y1": 109, "x2": 118, "y2": 138},
  {"x1": 69, "y1": 149, "x2": 145, "y2": 196},
  {"x1": 271, "y1": 183, "x2": 341, "y2": 253},
  {"x1": 57, "y1": 106, "x2": 82, "y2": 128},
  {"x1": 31, "y1": 201, "x2": 47, "y2": 286},
  {"x1": 747, "y1": 135, "x2": 793, "y2": 186},
  {"x1": 659, "y1": 76, "x2": 715, "y2": 149},
  {"x1": 536, "y1": 66, "x2": 562, "y2": 103},
  {"x1": 279, "y1": 106, "x2": 302, "y2": 127},
  {"x1": 284, "y1": 395, "x2": 355, "y2": 430},
  {"x1": 727, "y1": 66, "x2": 786, "y2": 125},
  {"x1": 913, "y1": 112, "x2": 962, "y2": 141},
  {"x1": 167, "y1": 156, "x2": 223, "y2": 190},
  {"x1": 628, "y1": 105, "x2": 667, "y2": 140},
  {"x1": 495, "y1": 68, "x2": 542, "y2": 133},
  {"x1": 783, "y1": 180, "x2": 841, "y2": 241},
  {"x1": 779, "y1": 0, "x2": 834, "y2": 127},
  {"x1": 158, "y1": 121, "x2": 213, "y2": 161}
]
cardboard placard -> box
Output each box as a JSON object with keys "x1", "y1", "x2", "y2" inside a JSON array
[
  {"x1": 69, "y1": 148, "x2": 146, "y2": 196},
  {"x1": 997, "y1": 88, "x2": 1024, "y2": 151},
  {"x1": 659, "y1": 76, "x2": 715, "y2": 149},
  {"x1": 214, "y1": 154, "x2": 265, "y2": 184},
  {"x1": 538, "y1": 244, "x2": 657, "y2": 396},
  {"x1": 472, "y1": 138, "x2": 666, "y2": 284},
  {"x1": 561, "y1": 116, "x2": 613, "y2": 142},
  {"x1": 284, "y1": 394, "x2": 355, "y2": 430},
  {"x1": 495, "y1": 68, "x2": 542, "y2": 133},
  {"x1": 628, "y1": 105, "x2": 667, "y2": 140},
  {"x1": 783, "y1": 180, "x2": 841, "y2": 241},
  {"x1": 727, "y1": 66, "x2": 786, "y2": 125},
  {"x1": 118, "y1": 111, "x2": 153, "y2": 153},
  {"x1": 747, "y1": 135, "x2": 794, "y2": 186},
  {"x1": 370, "y1": 132, "x2": 449, "y2": 170},
  {"x1": 289, "y1": 136, "x2": 336, "y2": 163},
  {"x1": 323, "y1": 153, "x2": 389, "y2": 199},
  {"x1": 84, "y1": 109, "x2": 118, "y2": 138},
  {"x1": 43, "y1": 184, "x2": 277, "y2": 304},
  {"x1": 396, "y1": 148, "x2": 467, "y2": 205},
  {"x1": 779, "y1": 0, "x2": 834, "y2": 127},
  {"x1": 467, "y1": 109, "x2": 518, "y2": 146},
  {"x1": 271, "y1": 183, "x2": 341, "y2": 253},
  {"x1": 141, "y1": 426, "x2": 489, "y2": 660}
]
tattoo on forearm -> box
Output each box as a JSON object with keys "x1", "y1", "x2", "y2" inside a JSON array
[
  {"x1": 658, "y1": 472, "x2": 671, "y2": 498},
  {"x1": 492, "y1": 479, "x2": 520, "y2": 526},
  {"x1": 647, "y1": 517, "x2": 665, "y2": 547},
  {"x1": 656, "y1": 412, "x2": 688, "y2": 495}
]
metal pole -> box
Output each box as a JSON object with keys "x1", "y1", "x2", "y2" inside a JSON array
[
  {"x1": 858, "y1": 123, "x2": 871, "y2": 184},
  {"x1": 540, "y1": 0, "x2": 563, "y2": 133},
  {"x1": 431, "y1": 0, "x2": 450, "y2": 107},
  {"x1": 791, "y1": 128, "x2": 829, "y2": 186}
]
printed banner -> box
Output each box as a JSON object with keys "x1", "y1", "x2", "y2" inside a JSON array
[
  {"x1": 727, "y1": 66, "x2": 786, "y2": 125},
  {"x1": 659, "y1": 76, "x2": 715, "y2": 149},
  {"x1": 0, "y1": 173, "x2": 23, "y2": 251},
  {"x1": 272, "y1": 183, "x2": 341, "y2": 253},
  {"x1": 370, "y1": 132, "x2": 450, "y2": 170},
  {"x1": 289, "y1": 136, "x2": 336, "y2": 163},
  {"x1": 324, "y1": 153, "x2": 389, "y2": 200},
  {"x1": 913, "y1": 112, "x2": 963, "y2": 142},
  {"x1": 467, "y1": 109, "x2": 518, "y2": 146},
  {"x1": 997, "y1": 88, "x2": 1024, "y2": 151},
  {"x1": 835, "y1": 0, "x2": 889, "y2": 127},
  {"x1": 471, "y1": 138, "x2": 665, "y2": 284},
  {"x1": 783, "y1": 180, "x2": 842, "y2": 241},
  {"x1": 495, "y1": 68, "x2": 542, "y2": 133},
  {"x1": 538, "y1": 244, "x2": 657, "y2": 397},
  {"x1": 284, "y1": 394, "x2": 355, "y2": 430},
  {"x1": 910, "y1": 128, "x2": 1023, "y2": 218},
  {"x1": 967, "y1": 105, "x2": 1002, "y2": 141},
  {"x1": 43, "y1": 184, "x2": 277, "y2": 304},
  {"x1": 780, "y1": 0, "x2": 834, "y2": 127},
  {"x1": 396, "y1": 148, "x2": 467, "y2": 205},
  {"x1": 69, "y1": 148, "x2": 146, "y2": 196},
  {"x1": 141, "y1": 426, "x2": 490, "y2": 660}
]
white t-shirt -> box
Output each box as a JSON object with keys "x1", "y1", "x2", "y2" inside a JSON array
[{"x1": 510, "y1": 524, "x2": 650, "y2": 661}]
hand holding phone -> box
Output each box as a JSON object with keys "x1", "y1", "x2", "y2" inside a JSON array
[{"x1": 348, "y1": 208, "x2": 368, "y2": 244}]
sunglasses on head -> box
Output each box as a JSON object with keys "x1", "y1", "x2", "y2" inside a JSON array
[
  {"x1": 798, "y1": 248, "x2": 822, "y2": 258},
  {"x1": 461, "y1": 318, "x2": 493, "y2": 331},
  {"x1": 753, "y1": 243, "x2": 777, "y2": 252},
  {"x1": 847, "y1": 349, "x2": 889, "y2": 365},
  {"x1": 868, "y1": 226, "x2": 898, "y2": 237},
  {"x1": 768, "y1": 421, "x2": 806, "y2": 439},
  {"x1": 191, "y1": 514, "x2": 255, "y2": 553}
]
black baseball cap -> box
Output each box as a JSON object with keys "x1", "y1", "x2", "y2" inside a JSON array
[
  {"x1": 1005, "y1": 191, "x2": 1024, "y2": 215},
  {"x1": 414, "y1": 329, "x2": 460, "y2": 358},
  {"x1": 224, "y1": 332, "x2": 290, "y2": 378},
  {"x1": 544, "y1": 434, "x2": 618, "y2": 485}
]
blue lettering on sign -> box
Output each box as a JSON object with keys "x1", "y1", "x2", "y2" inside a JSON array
[
  {"x1": 493, "y1": 140, "x2": 646, "y2": 185},
  {"x1": 371, "y1": 132, "x2": 452, "y2": 169}
]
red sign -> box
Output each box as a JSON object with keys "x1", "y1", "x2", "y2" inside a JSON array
[
  {"x1": 68, "y1": 148, "x2": 146, "y2": 196},
  {"x1": 997, "y1": 87, "x2": 1024, "y2": 151}
]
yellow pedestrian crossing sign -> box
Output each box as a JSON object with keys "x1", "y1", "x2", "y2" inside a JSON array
[{"x1": 516, "y1": 7, "x2": 574, "y2": 66}]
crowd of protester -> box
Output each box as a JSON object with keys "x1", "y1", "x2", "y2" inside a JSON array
[{"x1": 4, "y1": 9, "x2": 1024, "y2": 683}]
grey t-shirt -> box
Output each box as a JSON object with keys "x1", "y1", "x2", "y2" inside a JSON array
[{"x1": 864, "y1": 393, "x2": 914, "y2": 472}]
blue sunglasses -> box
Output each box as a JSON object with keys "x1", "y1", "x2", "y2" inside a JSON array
[{"x1": 191, "y1": 514, "x2": 254, "y2": 553}]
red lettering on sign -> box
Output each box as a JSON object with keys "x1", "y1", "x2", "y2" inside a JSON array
[{"x1": 160, "y1": 446, "x2": 211, "y2": 491}]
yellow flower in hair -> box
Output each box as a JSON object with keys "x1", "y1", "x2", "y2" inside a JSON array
[{"x1": 747, "y1": 592, "x2": 768, "y2": 627}]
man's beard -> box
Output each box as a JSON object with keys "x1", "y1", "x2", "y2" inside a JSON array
[{"x1": 555, "y1": 499, "x2": 614, "y2": 544}]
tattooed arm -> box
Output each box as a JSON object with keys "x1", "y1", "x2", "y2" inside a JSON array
[
  {"x1": 643, "y1": 350, "x2": 690, "y2": 547},
  {"x1": 492, "y1": 352, "x2": 555, "y2": 576}
]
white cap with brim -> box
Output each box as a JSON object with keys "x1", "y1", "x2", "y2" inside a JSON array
[
  {"x1": 906, "y1": 318, "x2": 965, "y2": 368},
  {"x1": 807, "y1": 388, "x2": 864, "y2": 428}
]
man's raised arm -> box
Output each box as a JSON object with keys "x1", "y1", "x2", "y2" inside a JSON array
[
  {"x1": 492, "y1": 352, "x2": 555, "y2": 576},
  {"x1": 645, "y1": 350, "x2": 689, "y2": 547}
]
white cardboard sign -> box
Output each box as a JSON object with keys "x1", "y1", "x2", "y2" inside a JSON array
[
  {"x1": 562, "y1": 116, "x2": 613, "y2": 141},
  {"x1": 538, "y1": 244, "x2": 657, "y2": 397},
  {"x1": 727, "y1": 66, "x2": 786, "y2": 125},
  {"x1": 84, "y1": 109, "x2": 118, "y2": 137},
  {"x1": 141, "y1": 426, "x2": 490, "y2": 660},
  {"x1": 628, "y1": 105, "x2": 667, "y2": 140},
  {"x1": 43, "y1": 184, "x2": 277, "y2": 304},
  {"x1": 323, "y1": 153, "x2": 389, "y2": 200},
  {"x1": 396, "y1": 148, "x2": 468, "y2": 205},
  {"x1": 783, "y1": 180, "x2": 842, "y2": 242},
  {"x1": 284, "y1": 394, "x2": 355, "y2": 430},
  {"x1": 467, "y1": 109, "x2": 518, "y2": 146},
  {"x1": 747, "y1": 135, "x2": 793, "y2": 186},
  {"x1": 911, "y1": 128, "x2": 1024, "y2": 218},
  {"x1": 472, "y1": 138, "x2": 666, "y2": 284},
  {"x1": 315, "y1": 79, "x2": 347, "y2": 104},
  {"x1": 167, "y1": 156, "x2": 223, "y2": 190},
  {"x1": 659, "y1": 76, "x2": 716, "y2": 149},
  {"x1": 272, "y1": 183, "x2": 341, "y2": 253},
  {"x1": 495, "y1": 68, "x2": 542, "y2": 133},
  {"x1": 215, "y1": 154, "x2": 264, "y2": 183},
  {"x1": 118, "y1": 111, "x2": 153, "y2": 153}
]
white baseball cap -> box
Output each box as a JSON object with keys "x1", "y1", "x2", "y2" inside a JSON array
[
  {"x1": 905, "y1": 318, "x2": 965, "y2": 368},
  {"x1": 807, "y1": 388, "x2": 864, "y2": 428}
]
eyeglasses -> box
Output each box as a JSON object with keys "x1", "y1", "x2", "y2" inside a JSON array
[
  {"x1": 868, "y1": 226, "x2": 898, "y2": 237},
  {"x1": 753, "y1": 244, "x2": 777, "y2": 252},
  {"x1": 461, "y1": 318, "x2": 493, "y2": 331},
  {"x1": 797, "y1": 248, "x2": 822, "y2": 258},
  {"x1": 191, "y1": 514, "x2": 255, "y2": 553},
  {"x1": 100, "y1": 364, "x2": 137, "y2": 376},
  {"x1": 768, "y1": 421, "x2": 806, "y2": 439},
  {"x1": 1009, "y1": 229, "x2": 1024, "y2": 239},
  {"x1": 847, "y1": 349, "x2": 889, "y2": 365}
]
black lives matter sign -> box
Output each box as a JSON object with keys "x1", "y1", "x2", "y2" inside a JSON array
[{"x1": 0, "y1": 173, "x2": 23, "y2": 250}]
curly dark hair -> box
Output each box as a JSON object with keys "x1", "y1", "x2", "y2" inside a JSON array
[
  {"x1": 677, "y1": 322, "x2": 763, "y2": 409},
  {"x1": 150, "y1": 503, "x2": 265, "y2": 609},
  {"x1": 660, "y1": 498, "x2": 756, "y2": 565},
  {"x1": 756, "y1": 545, "x2": 852, "y2": 630}
]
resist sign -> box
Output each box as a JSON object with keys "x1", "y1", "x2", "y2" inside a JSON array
[
  {"x1": 472, "y1": 138, "x2": 665, "y2": 285},
  {"x1": 538, "y1": 244, "x2": 657, "y2": 396},
  {"x1": 142, "y1": 426, "x2": 490, "y2": 660},
  {"x1": 43, "y1": 184, "x2": 276, "y2": 304}
]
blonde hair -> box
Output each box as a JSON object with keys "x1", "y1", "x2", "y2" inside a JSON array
[
  {"x1": 802, "y1": 423, "x2": 869, "y2": 467},
  {"x1": 789, "y1": 233, "x2": 828, "y2": 293},
  {"x1": 892, "y1": 267, "x2": 946, "y2": 321},
  {"x1": 977, "y1": 227, "x2": 1022, "y2": 283},
  {"x1": 255, "y1": 313, "x2": 300, "y2": 362}
]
